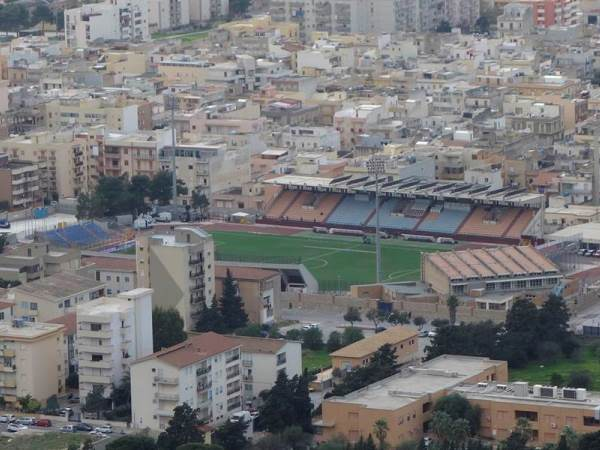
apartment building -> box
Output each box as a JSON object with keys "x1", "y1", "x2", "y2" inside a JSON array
[
  {"x1": 0, "y1": 153, "x2": 43, "y2": 209},
  {"x1": 80, "y1": 255, "x2": 137, "y2": 296},
  {"x1": 498, "y1": 3, "x2": 535, "y2": 37},
  {"x1": 131, "y1": 332, "x2": 243, "y2": 430},
  {"x1": 64, "y1": 0, "x2": 150, "y2": 49},
  {"x1": 77, "y1": 288, "x2": 153, "y2": 402},
  {"x1": 228, "y1": 336, "x2": 302, "y2": 405},
  {"x1": 494, "y1": 0, "x2": 579, "y2": 27},
  {"x1": 136, "y1": 227, "x2": 215, "y2": 331},
  {"x1": 504, "y1": 96, "x2": 564, "y2": 141},
  {"x1": 318, "y1": 355, "x2": 508, "y2": 445},
  {"x1": 8, "y1": 272, "x2": 105, "y2": 322},
  {"x1": 159, "y1": 142, "x2": 251, "y2": 201},
  {"x1": 330, "y1": 327, "x2": 419, "y2": 371},
  {"x1": 279, "y1": 126, "x2": 341, "y2": 151},
  {"x1": 0, "y1": 130, "x2": 99, "y2": 199},
  {"x1": 47, "y1": 312, "x2": 78, "y2": 379},
  {"x1": 215, "y1": 266, "x2": 280, "y2": 325},
  {"x1": 334, "y1": 104, "x2": 392, "y2": 150},
  {"x1": 102, "y1": 129, "x2": 173, "y2": 179},
  {"x1": 0, "y1": 240, "x2": 80, "y2": 285},
  {"x1": 0, "y1": 320, "x2": 65, "y2": 406},
  {"x1": 148, "y1": 0, "x2": 190, "y2": 32}
]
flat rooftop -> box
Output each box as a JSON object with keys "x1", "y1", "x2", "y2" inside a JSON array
[
  {"x1": 331, "y1": 326, "x2": 418, "y2": 359},
  {"x1": 13, "y1": 272, "x2": 105, "y2": 301},
  {"x1": 0, "y1": 321, "x2": 64, "y2": 340},
  {"x1": 326, "y1": 355, "x2": 505, "y2": 410}
]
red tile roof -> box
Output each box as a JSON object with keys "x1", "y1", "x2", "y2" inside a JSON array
[
  {"x1": 47, "y1": 312, "x2": 77, "y2": 335},
  {"x1": 81, "y1": 256, "x2": 136, "y2": 272}
]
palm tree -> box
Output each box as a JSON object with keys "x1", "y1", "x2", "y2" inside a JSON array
[
  {"x1": 447, "y1": 295, "x2": 459, "y2": 325},
  {"x1": 373, "y1": 419, "x2": 389, "y2": 450}
]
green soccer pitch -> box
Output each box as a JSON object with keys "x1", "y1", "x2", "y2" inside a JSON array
[{"x1": 210, "y1": 230, "x2": 453, "y2": 289}]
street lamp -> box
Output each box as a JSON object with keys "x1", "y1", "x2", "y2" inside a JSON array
[
  {"x1": 167, "y1": 93, "x2": 178, "y2": 203},
  {"x1": 367, "y1": 156, "x2": 385, "y2": 283}
]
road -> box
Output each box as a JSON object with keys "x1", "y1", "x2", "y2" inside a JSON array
[{"x1": 280, "y1": 308, "x2": 432, "y2": 359}]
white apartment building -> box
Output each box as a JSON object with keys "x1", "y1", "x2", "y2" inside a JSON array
[
  {"x1": 64, "y1": 0, "x2": 150, "y2": 49},
  {"x1": 148, "y1": 0, "x2": 228, "y2": 32},
  {"x1": 228, "y1": 336, "x2": 302, "y2": 406},
  {"x1": 77, "y1": 288, "x2": 153, "y2": 403},
  {"x1": 131, "y1": 332, "x2": 243, "y2": 430},
  {"x1": 280, "y1": 126, "x2": 341, "y2": 151}
]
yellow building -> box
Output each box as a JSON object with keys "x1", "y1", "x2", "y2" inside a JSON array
[
  {"x1": 330, "y1": 326, "x2": 418, "y2": 371},
  {"x1": 0, "y1": 321, "x2": 65, "y2": 405},
  {"x1": 318, "y1": 355, "x2": 507, "y2": 445}
]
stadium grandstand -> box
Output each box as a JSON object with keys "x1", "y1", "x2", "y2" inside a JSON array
[
  {"x1": 262, "y1": 175, "x2": 544, "y2": 244},
  {"x1": 41, "y1": 222, "x2": 116, "y2": 249}
]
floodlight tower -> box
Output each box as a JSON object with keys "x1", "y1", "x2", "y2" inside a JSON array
[{"x1": 367, "y1": 156, "x2": 385, "y2": 283}]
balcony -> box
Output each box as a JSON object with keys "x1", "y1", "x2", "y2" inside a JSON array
[
  {"x1": 78, "y1": 345, "x2": 112, "y2": 354},
  {"x1": 189, "y1": 256, "x2": 203, "y2": 265},
  {"x1": 196, "y1": 366, "x2": 211, "y2": 376},
  {"x1": 243, "y1": 374, "x2": 253, "y2": 382},
  {"x1": 156, "y1": 409, "x2": 175, "y2": 417},
  {"x1": 79, "y1": 374, "x2": 111, "y2": 384},
  {"x1": 197, "y1": 381, "x2": 212, "y2": 393},
  {"x1": 0, "y1": 378, "x2": 16, "y2": 388},
  {"x1": 78, "y1": 329, "x2": 113, "y2": 339},
  {"x1": 226, "y1": 354, "x2": 240, "y2": 364},
  {"x1": 0, "y1": 349, "x2": 15, "y2": 358},
  {"x1": 79, "y1": 360, "x2": 112, "y2": 370},
  {"x1": 155, "y1": 392, "x2": 179, "y2": 401},
  {"x1": 0, "y1": 364, "x2": 16, "y2": 373},
  {"x1": 154, "y1": 375, "x2": 179, "y2": 385},
  {"x1": 226, "y1": 368, "x2": 240, "y2": 380},
  {"x1": 242, "y1": 360, "x2": 252, "y2": 368}
]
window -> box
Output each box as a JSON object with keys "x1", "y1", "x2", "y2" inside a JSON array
[
  {"x1": 515, "y1": 411, "x2": 538, "y2": 422},
  {"x1": 30, "y1": 303, "x2": 38, "y2": 311},
  {"x1": 91, "y1": 323, "x2": 102, "y2": 331},
  {"x1": 91, "y1": 354, "x2": 103, "y2": 362},
  {"x1": 584, "y1": 416, "x2": 600, "y2": 426},
  {"x1": 276, "y1": 352, "x2": 287, "y2": 366},
  {"x1": 64, "y1": 299, "x2": 71, "y2": 308}
]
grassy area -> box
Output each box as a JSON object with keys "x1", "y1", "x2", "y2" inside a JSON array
[
  {"x1": 210, "y1": 230, "x2": 451, "y2": 289},
  {"x1": 116, "y1": 246, "x2": 136, "y2": 255},
  {"x1": 151, "y1": 30, "x2": 208, "y2": 42},
  {"x1": 303, "y1": 349, "x2": 331, "y2": 372},
  {"x1": 510, "y1": 340, "x2": 600, "y2": 390},
  {"x1": 0, "y1": 432, "x2": 96, "y2": 450}
]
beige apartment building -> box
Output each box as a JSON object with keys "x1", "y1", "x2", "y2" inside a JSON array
[
  {"x1": 131, "y1": 332, "x2": 243, "y2": 430},
  {"x1": 45, "y1": 96, "x2": 139, "y2": 133},
  {"x1": 215, "y1": 266, "x2": 280, "y2": 325},
  {"x1": 330, "y1": 326, "x2": 419, "y2": 371},
  {"x1": 318, "y1": 355, "x2": 508, "y2": 445},
  {"x1": 0, "y1": 320, "x2": 65, "y2": 406},
  {"x1": 0, "y1": 130, "x2": 100, "y2": 199},
  {"x1": 8, "y1": 272, "x2": 105, "y2": 322},
  {"x1": 0, "y1": 153, "x2": 43, "y2": 209},
  {"x1": 136, "y1": 227, "x2": 215, "y2": 331}
]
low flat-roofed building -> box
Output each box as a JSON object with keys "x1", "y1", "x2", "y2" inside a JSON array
[
  {"x1": 422, "y1": 245, "x2": 562, "y2": 297},
  {"x1": 547, "y1": 222, "x2": 600, "y2": 248},
  {"x1": 330, "y1": 326, "x2": 419, "y2": 371},
  {"x1": 455, "y1": 381, "x2": 600, "y2": 446},
  {"x1": 8, "y1": 272, "x2": 105, "y2": 322},
  {"x1": 0, "y1": 320, "x2": 65, "y2": 405},
  {"x1": 215, "y1": 266, "x2": 280, "y2": 325},
  {"x1": 545, "y1": 205, "x2": 600, "y2": 233},
  {"x1": 318, "y1": 355, "x2": 508, "y2": 445},
  {"x1": 80, "y1": 254, "x2": 137, "y2": 296}
]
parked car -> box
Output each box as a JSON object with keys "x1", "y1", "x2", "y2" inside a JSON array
[
  {"x1": 7, "y1": 423, "x2": 28, "y2": 432},
  {"x1": 68, "y1": 395, "x2": 80, "y2": 404},
  {"x1": 34, "y1": 418, "x2": 52, "y2": 427},
  {"x1": 419, "y1": 330, "x2": 429, "y2": 338},
  {"x1": 60, "y1": 407, "x2": 74, "y2": 417},
  {"x1": 60, "y1": 424, "x2": 76, "y2": 433},
  {"x1": 75, "y1": 422, "x2": 93, "y2": 432},
  {"x1": 94, "y1": 424, "x2": 113, "y2": 434},
  {"x1": 427, "y1": 330, "x2": 437, "y2": 338},
  {"x1": 0, "y1": 414, "x2": 15, "y2": 423},
  {"x1": 301, "y1": 323, "x2": 320, "y2": 330},
  {"x1": 89, "y1": 430, "x2": 107, "y2": 437},
  {"x1": 16, "y1": 417, "x2": 36, "y2": 426}
]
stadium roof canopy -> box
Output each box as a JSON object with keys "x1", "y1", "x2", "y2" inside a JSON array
[{"x1": 547, "y1": 222, "x2": 600, "y2": 245}]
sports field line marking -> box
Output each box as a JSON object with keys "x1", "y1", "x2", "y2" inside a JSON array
[
  {"x1": 306, "y1": 258, "x2": 328, "y2": 269},
  {"x1": 386, "y1": 269, "x2": 420, "y2": 280},
  {"x1": 303, "y1": 245, "x2": 376, "y2": 254}
]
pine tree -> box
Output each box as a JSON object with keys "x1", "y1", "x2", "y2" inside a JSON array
[
  {"x1": 196, "y1": 297, "x2": 226, "y2": 333},
  {"x1": 219, "y1": 269, "x2": 248, "y2": 331},
  {"x1": 292, "y1": 371, "x2": 314, "y2": 433}
]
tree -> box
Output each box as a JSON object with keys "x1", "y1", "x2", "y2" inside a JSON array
[
  {"x1": 157, "y1": 403, "x2": 204, "y2": 450},
  {"x1": 84, "y1": 385, "x2": 107, "y2": 419},
  {"x1": 111, "y1": 372, "x2": 131, "y2": 407},
  {"x1": 46, "y1": 394, "x2": 59, "y2": 411},
  {"x1": 128, "y1": 175, "x2": 151, "y2": 214},
  {"x1": 0, "y1": 3, "x2": 30, "y2": 31},
  {"x1": 17, "y1": 394, "x2": 41, "y2": 413},
  {"x1": 153, "y1": 307, "x2": 187, "y2": 352},
  {"x1": 568, "y1": 370, "x2": 592, "y2": 389},
  {"x1": 436, "y1": 20, "x2": 452, "y2": 32},
  {"x1": 434, "y1": 393, "x2": 481, "y2": 435},
  {"x1": 373, "y1": 419, "x2": 389, "y2": 450},
  {"x1": 540, "y1": 294, "x2": 574, "y2": 355},
  {"x1": 505, "y1": 298, "x2": 540, "y2": 359},
  {"x1": 213, "y1": 419, "x2": 249, "y2": 450},
  {"x1": 286, "y1": 329, "x2": 304, "y2": 341},
  {"x1": 500, "y1": 418, "x2": 532, "y2": 450},
  {"x1": 107, "y1": 435, "x2": 158, "y2": 450},
  {"x1": 366, "y1": 309, "x2": 383, "y2": 330},
  {"x1": 413, "y1": 316, "x2": 426, "y2": 329},
  {"x1": 150, "y1": 171, "x2": 176, "y2": 205},
  {"x1": 195, "y1": 297, "x2": 227, "y2": 334},
  {"x1": 66, "y1": 371, "x2": 79, "y2": 389},
  {"x1": 556, "y1": 435, "x2": 569, "y2": 450},
  {"x1": 388, "y1": 311, "x2": 410, "y2": 325},
  {"x1": 550, "y1": 372, "x2": 565, "y2": 387},
  {"x1": 176, "y1": 445, "x2": 223, "y2": 450},
  {"x1": 327, "y1": 331, "x2": 343, "y2": 352},
  {"x1": 303, "y1": 327, "x2": 324, "y2": 350},
  {"x1": 31, "y1": 4, "x2": 54, "y2": 25},
  {"x1": 192, "y1": 190, "x2": 210, "y2": 218},
  {"x1": 562, "y1": 426, "x2": 579, "y2": 450},
  {"x1": 82, "y1": 438, "x2": 95, "y2": 450},
  {"x1": 474, "y1": 16, "x2": 490, "y2": 34},
  {"x1": 0, "y1": 234, "x2": 7, "y2": 254},
  {"x1": 229, "y1": 0, "x2": 251, "y2": 16},
  {"x1": 447, "y1": 296, "x2": 459, "y2": 325},
  {"x1": 235, "y1": 324, "x2": 263, "y2": 337},
  {"x1": 579, "y1": 430, "x2": 600, "y2": 450},
  {"x1": 431, "y1": 318, "x2": 450, "y2": 329},
  {"x1": 344, "y1": 306, "x2": 362, "y2": 327},
  {"x1": 219, "y1": 269, "x2": 248, "y2": 331},
  {"x1": 342, "y1": 327, "x2": 364, "y2": 345}
]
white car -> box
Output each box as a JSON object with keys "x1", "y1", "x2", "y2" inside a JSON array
[
  {"x1": 16, "y1": 417, "x2": 35, "y2": 425},
  {"x1": 0, "y1": 414, "x2": 15, "y2": 423},
  {"x1": 427, "y1": 330, "x2": 437, "y2": 338},
  {"x1": 94, "y1": 425, "x2": 113, "y2": 434},
  {"x1": 89, "y1": 430, "x2": 107, "y2": 437},
  {"x1": 302, "y1": 323, "x2": 320, "y2": 330},
  {"x1": 7, "y1": 423, "x2": 28, "y2": 432}
]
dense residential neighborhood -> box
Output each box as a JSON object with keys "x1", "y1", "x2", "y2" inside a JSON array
[{"x1": 3, "y1": 0, "x2": 600, "y2": 449}]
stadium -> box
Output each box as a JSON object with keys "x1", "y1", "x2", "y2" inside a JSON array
[{"x1": 261, "y1": 174, "x2": 545, "y2": 245}]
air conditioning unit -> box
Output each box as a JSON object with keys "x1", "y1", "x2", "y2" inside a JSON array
[
  {"x1": 562, "y1": 388, "x2": 577, "y2": 400},
  {"x1": 477, "y1": 382, "x2": 488, "y2": 388},
  {"x1": 496, "y1": 384, "x2": 508, "y2": 391},
  {"x1": 534, "y1": 385, "x2": 558, "y2": 398}
]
